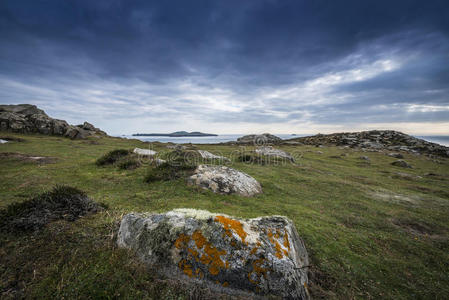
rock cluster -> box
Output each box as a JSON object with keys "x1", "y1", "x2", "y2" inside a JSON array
[
  {"x1": 187, "y1": 165, "x2": 262, "y2": 197},
  {"x1": 0, "y1": 104, "x2": 106, "y2": 139},
  {"x1": 237, "y1": 133, "x2": 282, "y2": 145},
  {"x1": 117, "y1": 209, "x2": 309, "y2": 299},
  {"x1": 287, "y1": 130, "x2": 449, "y2": 157}
]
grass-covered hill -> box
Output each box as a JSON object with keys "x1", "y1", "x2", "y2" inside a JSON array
[{"x1": 0, "y1": 133, "x2": 448, "y2": 299}]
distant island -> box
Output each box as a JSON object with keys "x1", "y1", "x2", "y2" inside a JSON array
[{"x1": 132, "y1": 131, "x2": 218, "y2": 137}]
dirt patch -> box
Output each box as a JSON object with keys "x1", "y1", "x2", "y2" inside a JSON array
[
  {"x1": 0, "y1": 136, "x2": 26, "y2": 142},
  {"x1": 0, "y1": 185, "x2": 104, "y2": 233},
  {"x1": 0, "y1": 152, "x2": 57, "y2": 164},
  {"x1": 390, "y1": 218, "x2": 445, "y2": 239},
  {"x1": 369, "y1": 190, "x2": 421, "y2": 206}
]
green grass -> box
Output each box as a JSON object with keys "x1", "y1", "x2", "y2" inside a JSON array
[{"x1": 0, "y1": 132, "x2": 448, "y2": 299}]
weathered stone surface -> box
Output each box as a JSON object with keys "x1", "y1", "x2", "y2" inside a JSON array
[
  {"x1": 0, "y1": 139, "x2": 8, "y2": 144},
  {"x1": 237, "y1": 133, "x2": 282, "y2": 145},
  {"x1": 197, "y1": 150, "x2": 230, "y2": 162},
  {"x1": 0, "y1": 104, "x2": 106, "y2": 139},
  {"x1": 133, "y1": 148, "x2": 157, "y2": 156},
  {"x1": 391, "y1": 160, "x2": 412, "y2": 168},
  {"x1": 255, "y1": 146, "x2": 294, "y2": 162},
  {"x1": 388, "y1": 152, "x2": 404, "y2": 159},
  {"x1": 359, "y1": 156, "x2": 370, "y2": 161},
  {"x1": 117, "y1": 209, "x2": 309, "y2": 299},
  {"x1": 286, "y1": 130, "x2": 449, "y2": 158},
  {"x1": 188, "y1": 165, "x2": 262, "y2": 197}
]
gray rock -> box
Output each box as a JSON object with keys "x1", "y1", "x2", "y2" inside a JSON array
[
  {"x1": 359, "y1": 156, "x2": 370, "y2": 161},
  {"x1": 237, "y1": 133, "x2": 282, "y2": 145},
  {"x1": 64, "y1": 126, "x2": 88, "y2": 140},
  {"x1": 391, "y1": 160, "x2": 412, "y2": 168},
  {"x1": 117, "y1": 209, "x2": 309, "y2": 299},
  {"x1": 133, "y1": 148, "x2": 157, "y2": 156},
  {"x1": 255, "y1": 146, "x2": 294, "y2": 162},
  {"x1": 0, "y1": 139, "x2": 8, "y2": 144},
  {"x1": 188, "y1": 165, "x2": 262, "y2": 197},
  {"x1": 388, "y1": 153, "x2": 404, "y2": 159},
  {"x1": 197, "y1": 150, "x2": 230, "y2": 162}
]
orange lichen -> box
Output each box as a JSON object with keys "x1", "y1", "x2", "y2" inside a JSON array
[
  {"x1": 174, "y1": 233, "x2": 190, "y2": 249},
  {"x1": 268, "y1": 229, "x2": 284, "y2": 259},
  {"x1": 214, "y1": 215, "x2": 248, "y2": 245},
  {"x1": 222, "y1": 282, "x2": 229, "y2": 287},
  {"x1": 283, "y1": 229, "x2": 291, "y2": 251},
  {"x1": 248, "y1": 257, "x2": 268, "y2": 285},
  {"x1": 178, "y1": 259, "x2": 194, "y2": 277}
]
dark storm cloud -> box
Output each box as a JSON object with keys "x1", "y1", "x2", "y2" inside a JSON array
[{"x1": 0, "y1": 0, "x2": 448, "y2": 133}]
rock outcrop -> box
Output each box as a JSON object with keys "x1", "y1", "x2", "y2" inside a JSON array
[
  {"x1": 255, "y1": 146, "x2": 294, "y2": 162},
  {"x1": 237, "y1": 133, "x2": 282, "y2": 145},
  {"x1": 286, "y1": 130, "x2": 449, "y2": 157},
  {"x1": 117, "y1": 209, "x2": 309, "y2": 299},
  {"x1": 0, "y1": 104, "x2": 106, "y2": 139},
  {"x1": 187, "y1": 165, "x2": 262, "y2": 197}
]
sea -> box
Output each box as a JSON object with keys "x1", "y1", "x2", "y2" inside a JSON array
[{"x1": 120, "y1": 134, "x2": 449, "y2": 147}]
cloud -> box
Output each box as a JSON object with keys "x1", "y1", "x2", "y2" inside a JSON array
[{"x1": 0, "y1": 0, "x2": 448, "y2": 135}]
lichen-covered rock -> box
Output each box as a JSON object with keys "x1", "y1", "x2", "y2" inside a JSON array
[
  {"x1": 117, "y1": 209, "x2": 309, "y2": 299},
  {"x1": 197, "y1": 150, "x2": 230, "y2": 162},
  {"x1": 255, "y1": 146, "x2": 294, "y2": 162},
  {"x1": 187, "y1": 165, "x2": 262, "y2": 196}
]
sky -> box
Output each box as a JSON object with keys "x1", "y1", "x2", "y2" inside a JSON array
[{"x1": 1, "y1": 0, "x2": 449, "y2": 135}]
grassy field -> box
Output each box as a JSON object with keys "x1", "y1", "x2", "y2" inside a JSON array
[{"x1": 1, "y1": 133, "x2": 448, "y2": 299}]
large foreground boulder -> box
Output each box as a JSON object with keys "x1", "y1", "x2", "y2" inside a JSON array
[
  {"x1": 237, "y1": 133, "x2": 282, "y2": 145},
  {"x1": 117, "y1": 209, "x2": 309, "y2": 299},
  {"x1": 0, "y1": 104, "x2": 107, "y2": 139},
  {"x1": 187, "y1": 165, "x2": 262, "y2": 196}
]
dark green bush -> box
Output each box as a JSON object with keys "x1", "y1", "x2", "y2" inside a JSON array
[
  {"x1": 144, "y1": 160, "x2": 197, "y2": 183},
  {"x1": 0, "y1": 185, "x2": 104, "y2": 232},
  {"x1": 96, "y1": 149, "x2": 130, "y2": 166},
  {"x1": 116, "y1": 156, "x2": 141, "y2": 170}
]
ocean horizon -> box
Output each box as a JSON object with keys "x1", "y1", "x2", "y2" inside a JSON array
[{"x1": 120, "y1": 134, "x2": 449, "y2": 147}]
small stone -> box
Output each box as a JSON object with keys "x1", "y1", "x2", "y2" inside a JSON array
[
  {"x1": 391, "y1": 160, "x2": 412, "y2": 168},
  {"x1": 359, "y1": 156, "x2": 370, "y2": 161},
  {"x1": 388, "y1": 153, "x2": 404, "y2": 159},
  {"x1": 133, "y1": 148, "x2": 157, "y2": 156}
]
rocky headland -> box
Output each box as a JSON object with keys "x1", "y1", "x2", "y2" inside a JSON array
[
  {"x1": 0, "y1": 104, "x2": 106, "y2": 139},
  {"x1": 286, "y1": 130, "x2": 449, "y2": 157}
]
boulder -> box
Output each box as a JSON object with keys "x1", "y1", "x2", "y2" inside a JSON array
[
  {"x1": 197, "y1": 150, "x2": 230, "y2": 162},
  {"x1": 255, "y1": 146, "x2": 294, "y2": 162},
  {"x1": 391, "y1": 160, "x2": 412, "y2": 168},
  {"x1": 0, "y1": 139, "x2": 8, "y2": 144},
  {"x1": 388, "y1": 153, "x2": 404, "y2": 159},
  {"x1": 117, "y1": 209, "x2": 309, "y2": 299},
  {"x1": 133, "y1": 148, "x2": 157, "y2": 156},
  {"x1": 237, "y1": 133, "x2": 282, "y2": 145},
  {"x1": 187, "y1": 165, "x2": 262, "y2": 196},
  {"x1": 64, "y1": 126, "x2": 88, "y2": 139}
]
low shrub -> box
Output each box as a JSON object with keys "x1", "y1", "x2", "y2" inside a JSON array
[
  {"x1": 116, "y1": 156, "x2": 141, "y2": 170},
  {"x1": 144, "y1": 160, "x2": 197, "y2": 183},
  {"x1": 0, "y1": 185, "x2": 104, "y2": 232},
  {"x1": 96, "y1": 149, "x2": 130, "y2": 166}
]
